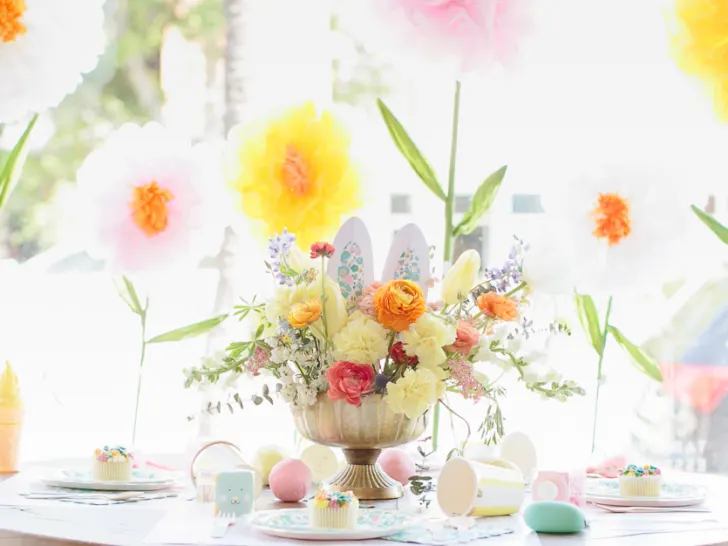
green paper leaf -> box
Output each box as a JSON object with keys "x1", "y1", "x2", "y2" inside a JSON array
[
  {"x1": 0, "y1": 115, "x2": 38, "y2": 212},
  {"x1": 607, "y1": 325, "x2": 663, "y2": 382},
  {"x1": 115, "y1": 276, "x2": 145, "y2": 316},
  {"x1": 147, "y1": 314, "x2": 228, "y2": 344},
  {"x1": 692, "y1": 205, "x2": 728, "y2": 245},
  {"x1": 453, "y1": 166, "x2": 507, "y2": 236},
  {"x1": 575, "y1": 294, "x2": 603, "y2": 355},
  {"x1": 377, "y1": 99, "x2": 446, "y2": 202}
]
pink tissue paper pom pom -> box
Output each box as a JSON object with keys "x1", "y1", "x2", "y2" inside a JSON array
[{"x1": 363, "y1": 0, "x2": 535, "y2": 75}]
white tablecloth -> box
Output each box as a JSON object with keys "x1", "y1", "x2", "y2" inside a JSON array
[{"x1": 1, "y1": 464, "x2": 728, "y2": 545}]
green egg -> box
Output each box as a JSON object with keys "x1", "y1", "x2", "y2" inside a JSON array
[{"x1": 523, "y1": 501, "x2": 586, "y2": 534}]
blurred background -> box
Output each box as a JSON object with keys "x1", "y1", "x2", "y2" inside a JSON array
[{"x1": 1, "y1": 0, "x2": 728, "y2": 472}]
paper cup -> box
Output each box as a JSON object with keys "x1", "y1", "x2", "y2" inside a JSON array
[{"x1": 437, "y1": 457, "x2": 525, "y2": 517}]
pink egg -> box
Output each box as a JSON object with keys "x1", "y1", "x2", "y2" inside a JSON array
[
  {"x1": 269, "y1": 458, "x2": 312, "y2": 502},
  {"x1": 379, "y1": 449, "x2": 415, "y2": 485}
]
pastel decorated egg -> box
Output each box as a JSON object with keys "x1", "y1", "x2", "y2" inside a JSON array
[
  {"x1": 523, "y1": 501, "x2": 586, "y2": 534},
  {"x1": 300, "y1": 444, "x2": 338, "y2": 483},
  {"x1": 252, "y1": 446, "x2": 287, "y2": 486},
  {"x1": 379, "y1": 449, "x2": 416, "y2": 486},
  {"x1": 268, "y1": 459, "x2": 312, "y2": 502},
  {"x1": 500, "y1": 431, "x2": 537, "y2": 481}
]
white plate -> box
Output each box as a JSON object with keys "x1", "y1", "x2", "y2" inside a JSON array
[
  {"x1": 41, "y1": 469, "x2": 177, "y2": 491},
  {"x1": 586, "y1": 479, "x2": 707, "y2": 508},
  {"x1": 249, "y1": 509, "x2": 419, "y2": 541}
]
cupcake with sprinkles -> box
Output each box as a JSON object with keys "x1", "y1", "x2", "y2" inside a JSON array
[
  {"x1": 618, "y1": 464, "x2": 662, "y2": 497},
  {"x1": 93, "y1": 445, "x2": 133, "y2": 482},
  {"x1": 309, "y1": 488, "x2": 359, "y2": 529}
]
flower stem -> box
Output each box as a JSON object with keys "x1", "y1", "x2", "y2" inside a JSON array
[
  {"x1": 505, "y1": 281, "x2": 527, "y2": 298},
  {"x1": 442, "y1": 80, "x2": 462, "y2": 266},
  {"x1": 591, "y1": 295, "x2": 613, "y2": 454},
  {"x1": 434, "y1": 79, "x2": 462, "y2": 453},
  {"x1": 320, "y1": 256, "x2": 329, "y2": 345},
  {"x1": 131, "y1": 307, "x2": 148, "y2": 447}
]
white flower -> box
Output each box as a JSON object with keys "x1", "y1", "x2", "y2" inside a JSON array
[
  {"x1": 76, "y1": 123, "x2": 224, "y2": 272},
  {"x1": 0, "y1": 0, "x2": 106, "y2": 122},
  {"x1": 521, "y1": 362, "x2": 561, "y2": 384},
  {"x1": 525, "y1": 162, "x2": 704, "y2": 294},
  {"x1": 296, "y1": 384, "x2": 318, "y2": 406},
  {"x1": 401, "y1": 314, "x2": 456, "y2": 369}
]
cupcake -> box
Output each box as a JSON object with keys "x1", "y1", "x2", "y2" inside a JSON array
[
  {"x1": 309, "y1": 489, "x2": 359, "y2": 529},
  {"x1": 93, "y1": 446, "x2": 133, "y2": 482},
  {"x1": 618, "y1": 464, "x2": 662, "y2": 497}
]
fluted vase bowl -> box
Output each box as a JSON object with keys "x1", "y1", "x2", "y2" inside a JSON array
[{"x1": 291, "y1": 392, "x2": 428, "y2": 500}]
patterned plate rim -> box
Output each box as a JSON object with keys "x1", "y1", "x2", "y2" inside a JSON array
[{"x1": 249, "y1": 508, "x2": 419, "y2": 540}]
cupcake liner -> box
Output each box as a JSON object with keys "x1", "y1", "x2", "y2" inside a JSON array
[
  {"x1": 619, "y1": 475, "x2": 661, "y2": 497},
  {"x1": 309, "y1": 504, "x2": 359, "y2": 529},
  {"x1": 93, "y1": 460, "x2": 132, "y2": 482}
]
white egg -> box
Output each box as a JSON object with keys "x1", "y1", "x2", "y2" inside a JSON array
[{"x1": 500, "y1": 431, "x2": 537, "y2": 480}]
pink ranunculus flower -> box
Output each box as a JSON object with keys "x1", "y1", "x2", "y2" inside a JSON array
[
  {"x1": 76, "y1": 122, "x2": 223, "y2": 272},
  {"x1": 445, "y1": 320, "x2": 480, "y2": 355},
  {"x1": 325, "y1": 361, "x2": 375, "y2": 407},
  {"x1": 366, "y1": 0, "x2": 534, "y2": 74}
]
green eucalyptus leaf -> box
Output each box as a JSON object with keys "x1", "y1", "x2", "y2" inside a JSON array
[
  {"x1": 608, "y1": 325, "x2": 663, "y2": 382},
  {"x1": 692, "y1": 205, "x2": 728, "y2": 245},
  {"x1": 575, "y1": 294, "x2": 604, "y2": 355},
  {"x1": 377, "y1": 99, "x2": 446, "y2": 202},
  {"x1": 147, "y1": 314, "x2": 228, "y2": 343},
  {"x1": 0, "y1": 115, "x2": 38, "y2": 211},
  {"x1": 453, "y1": 166, "x2": 507, "y2": 236}
]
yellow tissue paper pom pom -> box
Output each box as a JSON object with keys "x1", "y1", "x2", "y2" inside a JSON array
[
  {"x1": 671, "y1": 0, "x2": 728, "y2": 121},
  {"x1": 226, "y1": 102, "x2": 361, "y2": 247}
]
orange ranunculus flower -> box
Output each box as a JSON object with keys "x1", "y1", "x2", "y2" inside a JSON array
[
  {"x1": 477, "y1": 292, "x2": 518, "y2": 322},
  {"x1": 288, "y1": 299, "x2": 323, "y2": 329},
  {"x1": 373, "y1": 280, "x2": 426, "y2": 332}
]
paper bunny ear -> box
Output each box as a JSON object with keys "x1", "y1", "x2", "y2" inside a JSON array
[
  {"x1": 381, "y1": 224, "x2": 430, "y2": 296},
  {"x1": 327, "y1": 217, "x2": 375, "y2": 306}
]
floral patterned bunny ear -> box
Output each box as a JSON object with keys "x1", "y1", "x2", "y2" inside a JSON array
[
  {"x1": 381, "y1": 224, "x2": 430, "y2": 298},
  {"x1": 326, "y1": 217, "x2": 375, "y2": 307}
]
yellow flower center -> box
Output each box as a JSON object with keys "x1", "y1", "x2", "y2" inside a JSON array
[
  {"x1": 393, "y1": 286, "x2": 414, "y2": 306},
  {"x1": 591, "y1": 193, "x2": 631, "y2": 246},
  {"x1": 281, "y1": 145, "x2": 311, "y2": 196},
  {"x1": 130, "y1": 181, "x2": 174, "y2": 237},
  {"x1": 0, "y1": 0, "x2": 27, "y2": 43}
]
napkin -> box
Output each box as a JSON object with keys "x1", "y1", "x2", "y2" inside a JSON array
[{"x1": 384, "y1": 521, "x2": 514, "y2": 545}]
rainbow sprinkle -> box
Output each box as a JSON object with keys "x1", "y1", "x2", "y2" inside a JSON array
[
  {"x1": 618, "y1": 464, "x2": 661, "y2": 477},
  {"x1": 312, "y1": 489, "x2": 357, "y2": 509},
  {"x1": 95, "y1": 445, "x2": 132, "y2": 463}
]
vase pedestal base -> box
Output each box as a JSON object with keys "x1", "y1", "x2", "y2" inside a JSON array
[{"x1": 325, "y1": 448, "x2": 403, "y2": 500}]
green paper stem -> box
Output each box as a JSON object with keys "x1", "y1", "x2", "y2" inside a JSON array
[{"x1": 591, "y1": 295, "x2": 613, "y2": 454}]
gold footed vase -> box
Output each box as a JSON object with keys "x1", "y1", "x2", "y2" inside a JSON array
[{"x1": 292, "y1": 393, "x2": 428, "y2": 500}]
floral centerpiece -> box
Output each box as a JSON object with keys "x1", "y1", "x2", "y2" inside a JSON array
[{"x1": 185, "y1": 218, "x2": 583, "y2": 499}]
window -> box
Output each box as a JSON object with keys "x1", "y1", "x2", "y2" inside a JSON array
[
  {"x1": 390, "y1": 194, "x2": 411, "y2": 214},
  {"x1": 455, "y1": 195, "x2": 471, "y2": 214},
  {"x1": 1, "y1": 0, "x2": 725, "y2": 475},
  {"x1": 512, "y1": 194, "x2": 544, "y2": 214}
]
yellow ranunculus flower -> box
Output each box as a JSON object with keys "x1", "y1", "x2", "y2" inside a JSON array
[
  {"x1": 333, "y1": 312, "x2": 389, "y2": 364},
  {"x1": 266, "y1": 276, "x2": 346, "y2": 338},
  {"x1": 441, "y1": 249, "x2": 481, "y2": 305},
  {"x1": 288, "y1": 300, "x2": 322, "y2": 329},
  {"x1": 401, "y1": 314, "x2": 456, "y2": 369},
  {"x1": 386, "y1": 368, "x2": 440, "y2": 419}
]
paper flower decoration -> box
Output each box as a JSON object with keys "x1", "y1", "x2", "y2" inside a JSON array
[
  {"x1": 226, "y1": 102, "x2": 361, "y2": 248},
  {"x1": 363, "y1": 0, "x2": 534, "y2": 74},
  {"x1": 76, "y1": 123, "x2": 221, "y2": 272},
  {"x1": 524, "y1": 164, "x2": 698, "y2": 295},
  {"x1": 0, "y1": 0, "x2": 105, "y2": 123},
  {"x1": 671, "y1": 0, "x2": 728, "y2": 121}
]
